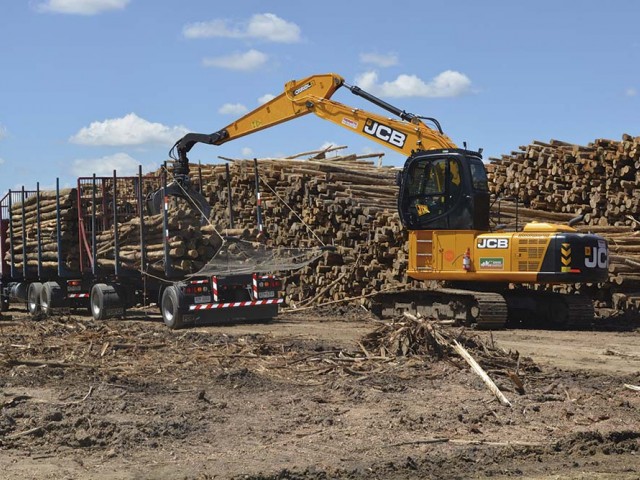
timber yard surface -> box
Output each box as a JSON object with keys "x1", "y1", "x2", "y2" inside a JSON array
[{"x1": 0, "y1": 307, "x2": 639, "y2": 479}]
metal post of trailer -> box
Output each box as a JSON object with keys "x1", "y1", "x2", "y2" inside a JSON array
[
  {"x1": 198, "y1": 161, "x2": 203, "y2": 193},
  {"x1": 162, "y1": 162, "x2": 171, "y2": 277},
  {"x1": 36, "y1": 183, "x2": 42, "y2": 279},
  {"x1": 253, "y1": 158, "x2": 264, "y2": 236},
  {"x1": 112, "y1": 170, "x2": 120, "y2": 278},
  {"x1": 226, "y1": 162, "x2": 234, "y2": 229},
  {"x1": 137, "y1": 166, "x2": 146, "y2": 274},
  {"x1": 8, "y1": 191, "x2": 14, "y2": 278},
  {"x1": 91, "y1": 174, "x2": 97, "y2": 276},
  {"x1": 21, "y1": 187, "x2": 27, "y2": 279},
  {"x1": 56, "y1": 179, "x2": 62, "y2": 278}
]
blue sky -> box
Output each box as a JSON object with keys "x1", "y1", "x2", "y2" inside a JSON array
[{"x1": 0, "y1": 0, "x2": 638, "y2": 194}]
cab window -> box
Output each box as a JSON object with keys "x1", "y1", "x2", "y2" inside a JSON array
[
  {"x1": 406, "y1": 157, "x2": 462, "y2": 219},
  {"x1": 469, "y1": 160, "x2": 489, "y2": 192}
]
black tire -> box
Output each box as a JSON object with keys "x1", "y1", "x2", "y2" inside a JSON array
[
  {"x1": 27, "y1": 282, "x2": 43, "y2": 315},
  {"x1": 161, "y1": 286, "x2": 184, "y2": 330},
  {"x1": 90, "y1": 283, "x2": 123, "y2": 321},
  {"x1": 40, "y1": 282, "x2": 63, "y2": 316},
  {"x1": 11, "y1": 282, "x2": 28, "y2": 304}
]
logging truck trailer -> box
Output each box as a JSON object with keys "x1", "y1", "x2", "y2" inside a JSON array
[
  {"x1": 0, "y1": 168, "x2": 283, "y2": 329},
  {"x1": 0, "y1": 183, "x2": 89, "y2": 316}
]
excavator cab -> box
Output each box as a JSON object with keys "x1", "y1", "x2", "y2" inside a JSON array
[{"x1": 397, "y1": 149, "x2": 490, "y2": 231}]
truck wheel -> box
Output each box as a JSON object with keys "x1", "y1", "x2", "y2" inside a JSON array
[
  {"x1": 161, "y1": 286, "x2": 184, "y2": 330},
  {"x1": 27, "y1": 282, "x2": 43, "y2": 315},
  {"x1": 90, "y1": 284, "x2": 122, "y2": 321},
  {"x1": 40, "y1": 282, "x2": 63, "y2": 316},
  {"x1": 10, "y1": 283, "x2": 28, "y2": 305}
]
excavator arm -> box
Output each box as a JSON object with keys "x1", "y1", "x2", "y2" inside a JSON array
[
  {"x1": 170, "y1": 73, "x2": 457, "y2": 168},
  {"x1": 156, "y1": 73, "x2": 457, "y2": 219}
]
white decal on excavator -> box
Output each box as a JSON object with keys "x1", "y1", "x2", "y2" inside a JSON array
[
  {"x1": 477, "y1": 238, "x2": 509, "y2": 249},
  {"x1": 585, "y1": 245, "x2": 608, "y2": 269},
  {"x1": 363, "y1": 119, "x2": 406, "y2": 148},
  {"x1": 342, "y1": 118, "x2": 358, "y2": 129},
  {"x1": 293, "y1": 82, "x2": 313, "y2": 96}
]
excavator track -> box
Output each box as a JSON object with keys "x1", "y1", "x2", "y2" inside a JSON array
[
  {"x1": 371, "y1": 288, "x2": 595, "y2": 330},
  {"x1": 370, "y1": 287, "x2": 508, "y2": 329},
  {"x1": 436, "y1": 288, "x2": 509, "y2": 329},
  {"x1": 502, "y1": 290, "x2": 595, "y2": 329},
  {"x1": 562, "y1": 294, "x2": 595, "y2": 328}
]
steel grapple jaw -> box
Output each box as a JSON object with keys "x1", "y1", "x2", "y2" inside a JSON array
[
  {"x1": 147, "y1": 175, "x2": 211, "y2": 223},
  {"x1": 148, "y1": 130, "x2": 228, "y2": 222}
]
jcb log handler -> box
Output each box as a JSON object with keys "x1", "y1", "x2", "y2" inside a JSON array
[{"x1": 163, "y1": 73, "x2": 609, "y2": 328}]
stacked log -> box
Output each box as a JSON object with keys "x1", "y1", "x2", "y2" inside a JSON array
[
  {"x1": 3, "y1": 188, "x2": 223, "y2": 277},
  {"x1": 487, "y1": 134, "x2": 640, "y2": 227},
  {"x1": 3, "y1": 189, "x2": 80, "y2": 272},
  {"x1": 186, "y1": 151, "x2": 411, "y2": 306},
  {"x1": 78, "y1": 194, "x2": 223, "y2": 276}
]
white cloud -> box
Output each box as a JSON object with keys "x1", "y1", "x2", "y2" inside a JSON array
[
  {"x1": 70, "y1": 153, "x2": 141, "y2": 176},
  {"x1": 202, "y1": 49, "x2": 268, "y2": 71},
  {"x1": 218, "y1": 103, "x2": 248, "y2": 115},
  {"x1": 258, "y1": 93, "x2": 275, "y2": 104},
  {"x1": 183, "y1": 13, "x2": 301, "y2": 43},
  {"x1": 360, "y1": 52, "x2": 399, "y2": 68},
  {"x1": 355, "y1": 70, "x2": 473, "y2": 98},
  {"x1": 0, "y1": 124, "x2": 6, "y2": 140},
  {"x1": 241, "y1": 147, "x2": 254, "y2": 157},
  {"x1": 0, "y1": 157, "x2": 5, "y2": 165},
  {"x1": 70, "y1": 113, "x2": 189, "y2": 146},
  {"x1": 35, "y1": 0, "x2": 129, "y2": 15},
  {"x1": 626, "y1": 87, "x2": 637, "y2": 97}
]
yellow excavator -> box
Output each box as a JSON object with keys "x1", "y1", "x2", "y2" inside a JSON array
[{"x1": 162, "y1": 73, "x2": 609, "y2": 328}]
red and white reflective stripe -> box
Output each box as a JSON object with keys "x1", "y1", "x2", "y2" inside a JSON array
[
  {"x1": 256, "y1": 192, "x2": 263, "y2": 233},
  {"x1": 67, "y1": 293, "x2": 89, "y2": 298},
  {"x1": 252, "y1": 274, "x2": 258, "y2": 299},
  {"x1": 164, "y1": 196, "x2": 170, "y2": 239},
  {"x1": 189, "y1": 298, "x2": 283, "y2": 311},
  {"x1": 189, "y1": 279, "x2": 208, "y2": 284},
  {"x1": 211, "y1": 276, "x2": 218, "y2": 302}
]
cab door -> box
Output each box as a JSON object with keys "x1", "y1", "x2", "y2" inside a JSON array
[{"x1": 398, "y1": 149, "x2": 488, "y2": 231}]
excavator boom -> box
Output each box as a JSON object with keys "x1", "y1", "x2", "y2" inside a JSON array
[
  {"x1": 157, "y1": 73, "x2": 456, "y2": 220},
  {"x1": 171, "y1": 73, "x2": 456, "y2": 164}
]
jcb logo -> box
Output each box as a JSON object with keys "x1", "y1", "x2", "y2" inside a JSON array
[
  {"x1": 477, "y1": 238, "x2": 509, "y2": 249},
  {"x1": 293, "y1": 81, "x2": 313, "y2": 96},
  {"x1": 585, "y1": 246, "x2": 608, "y2": 269},
  {"x1": 363, "y1": 119, "x2": 406, "y2": 148}
]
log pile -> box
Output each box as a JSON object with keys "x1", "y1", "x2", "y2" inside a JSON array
[
  {"x1": 193, "y1": 136, "x2": 640, "y2": 315},
  {"x1": 487, "y1": 134, "x2": 640, "y2": 227},
  {"x1": 2, "y1": 189, "x2": 80, "y2": 272},
  {"x1": 3, "y1": 188, "x2": 223, "y2": 277},
  {"x1": 487, "y1": 133, "x2": 640, "y2": 313},
  {"x1": 186, "y1": 149, "x2": 411, "y2": 306},
  {"x1": 6, "y1": 134, "x2": 640, "y2": 316},
  {"x1": 88, "y1": 199, "x2": 222, "y2": 276}
]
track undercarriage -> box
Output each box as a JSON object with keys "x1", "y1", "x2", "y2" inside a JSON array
[{"x1": 370, "y1": 285, "x2": 595, "y2": 330}]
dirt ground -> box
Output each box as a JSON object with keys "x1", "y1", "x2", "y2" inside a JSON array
[{"x1": 1, "y1": 306, "x2": 639, "y2": 480}]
